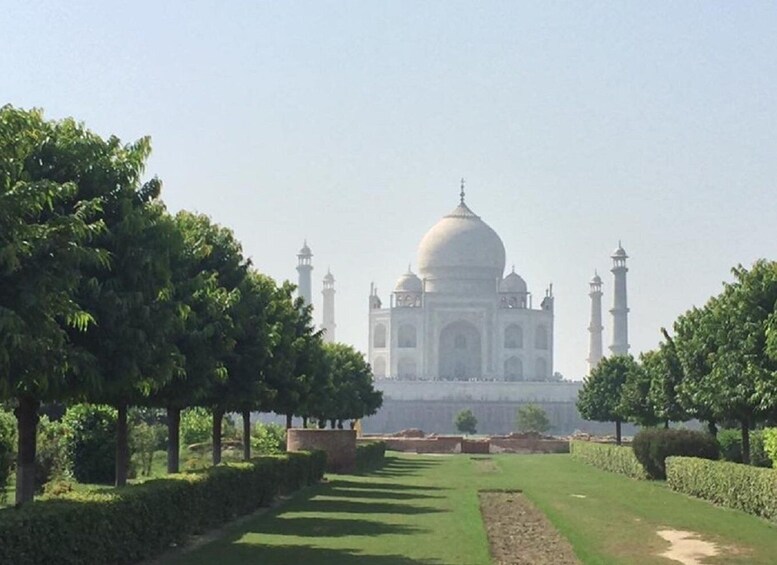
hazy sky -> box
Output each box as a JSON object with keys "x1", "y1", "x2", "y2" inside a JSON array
[{"x1": 4, "y1": 2, "x2": 777, "y2": 379}]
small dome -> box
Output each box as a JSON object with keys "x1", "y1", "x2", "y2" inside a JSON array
[
  {"x1": 394, "y1": 268, "x2": 423, "y2": 293},
  {"x1": 417, "y1": 202, "x2": 506, "y2": 282},
  {"x1": 590, "y1": 272, "x2": 602, "y2": 285},
  {"x1": 612, "y1": 241, "x2": 627, "y2": 258},
  {"x1": 323, "y1": 269, "x2": 334, "y2": 283},
  {"x1": 500, "y1": 268, "x2": 527, "y2": 293},
  {"x1": 298, "y1": 240, "x2": 312, "y2": 257}
]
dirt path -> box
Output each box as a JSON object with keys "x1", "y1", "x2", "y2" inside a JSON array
[{"x1": 479, "y1": 491, "x2": 580, "y2": 565}]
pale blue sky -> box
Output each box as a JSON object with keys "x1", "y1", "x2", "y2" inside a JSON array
[{"x1": 4, "y1": 2, "x2": 777, "y2": 379}]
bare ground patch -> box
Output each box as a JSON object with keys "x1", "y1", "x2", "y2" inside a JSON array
[
  {"x1": 478, "y1": 490, "x2": 580, "y2": 565},
  {"x1": 657, "y1": 529, "x2": 719, "y2": 565}
]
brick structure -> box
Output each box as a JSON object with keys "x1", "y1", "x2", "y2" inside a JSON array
[{"x1": 287, "y1": 429, "x2": 356, "y2": 473}]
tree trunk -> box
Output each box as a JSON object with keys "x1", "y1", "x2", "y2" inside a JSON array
[
  {"x1": 330, "y1": 419, "x2": 336, "y2": 429},
  {"x1": 318, "y1": 418, "x2": 326, "y2": 429},
  {"x1": 212, "y1": 408, "x2": 223, "y2": 465},
  {"x1": 285, "y1": 413, "x2": 292, "y2": 429},
  {"x1": 707, "y1": 420, "x2": 718, "y2": 437},
  {"x1": 615, "y1": 420, "x2": 622, "y2": 446},
  {"x1": 337, "y1": 420, "x2": 343, "y2": 430},
  {"x1": 741, "y1": 419, "x2": 751, "y2": 465},
  {"x1": 242, "y1": 409, "x2": 251, "y2": 461},
  {"x1": 167, "y1": 406, "x2": 181, "y2": 474},
  {"x1": 664, "y1": 419, "x2": 670, "y2": 429},
  {"x1": 115, "y1": 402, "x2": 129, "y2": 487},
  {"x1": 302, "y1": 416, "x2": 308, "y2": 428},
  {"x1": 14, "y1": 396, "x2": 40, "y2": 505}
]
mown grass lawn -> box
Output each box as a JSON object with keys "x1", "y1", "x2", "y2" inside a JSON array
[{"x1": 165, "y1": 453, "x2": 777, "y2": 564}]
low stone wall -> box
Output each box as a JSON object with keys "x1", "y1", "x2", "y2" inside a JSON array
[
  {"x1": 287, "y1": 429, "x2": 356, "y2": 473},
  {"x1": 374, "y1": 436, "x2": 463, "y2": 453},
  {"x1": 461, "y1": 439, "x2": 490, "y2": 454},
  {"x1": 489, "y1": 437, "x2": 569, "y2": 454},
  {"x1": 365, "y1": 435, "x2": 569, "y2": 454}
]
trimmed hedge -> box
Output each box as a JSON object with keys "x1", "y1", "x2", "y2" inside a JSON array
[
  {"x1": 356, "y1": 441, "x2": 387, "y2": 472},
  {"x1": 666, "y1": 456, "x2": 777, "y2": 523},
  {"x1": 0, "y1": 450, "x2": 326, "y2": 565},
  {"x1": 632, "y1": 428, "x2": 719, "y2": 479},
  {"x1": 570, "y1": 440, "x2": 647, "y2": 479}
]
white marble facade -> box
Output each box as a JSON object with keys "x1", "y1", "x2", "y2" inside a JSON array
[{"x1": 368, "y1": 191, "x2": 555, "y2": 382}]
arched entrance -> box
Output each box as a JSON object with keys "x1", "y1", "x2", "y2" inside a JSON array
[{"x1": 438, "y1": 320, "x2": 482, "y2": 380}]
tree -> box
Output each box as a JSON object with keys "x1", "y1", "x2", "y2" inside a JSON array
[
  {"x1": 261, "y1": 286, "x2": 319, "y2": 429},
  {"x1": 646, "y1": 330, "x2": 690, "y2": 427},
  {"x1": 0, "y1": 106, "x2": 109, "y2": 503},
  {"x1": 309, "y1": 342, "x2": 382, "y2": 428},
  {"x1": 620, "y1": 353, "x2": 661, "y2": 427},
  {"x1": 516, "y1": 404, "x2": 550, "y2": 434},
  {"x1": 147, "y1": 212, "x2": 229, "y2": 472},
  {"x1": 695, "y1": 263, "x2": 777, "y2": 463},
  {"x1": 673, "y1": 305, "x2": 721, "y2": 436},
  {"x1": 454, "y1": 409, "x2": 477, "y2": 435},
  {"x1": 577, "y1": 355, "x2": 638, "y2": 444},
  {"x1": 72, "y1": 168, "x2": 181, "y2": 486},
  {"x1": 225, "y1": 271, "x2": 277, "y2": 460}
]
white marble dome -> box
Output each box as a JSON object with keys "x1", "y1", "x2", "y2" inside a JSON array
[
  {"x1": 417, "y1": 201, "x2": 506, "y2": 282},
  {"x1": 500, "y1": 269, "x2": 527, "y2": 293},
  {"x1": 394, "y1": 269, "x2": 423, "y2": 293}
]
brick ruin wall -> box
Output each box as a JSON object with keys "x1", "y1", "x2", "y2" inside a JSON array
[{"x1": 287, "y1": 429, "x2": 356, "y2": 473}]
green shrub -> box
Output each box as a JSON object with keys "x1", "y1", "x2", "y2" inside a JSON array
[
  {"x1": 570, "y1": 440, "x2": 647, "y2": 479},
  {"x1": 356, "y1": 441, "x2": 387, "y2": 472},
  {"x1": 718, "y1": 429, "x2": 771, "y2": 467},
  {"x1": 764, "y1": 428, "x2": 777, "y2": 468},
  {"x1": 515, "y1": 404, "x2": 551, "y2": 433},
  {"x1": 62, "y1": 404, "x2": 118, "y2": 484},
  {"x1": 666, "y1": 456, "x2": 777, "y2": 523},
  {"x1": 35, "y1": 416, "x2": 71, "y2": 491},
  {"x1": 0, "y1": 451, "x2": 326, "y2": 565},
  {"x1": 180, "y1": 407, "x2": 211, "y2": 446},
  {"x1": 632, "y1": 428, "x2": 719, "y2": 479},
  {"x1": 251, "y1": 422, "x2": 286, "y2": 455},
  {"x1": 454, "y1": 409, "x2": 477, "y2": 434},
  {"x1": 131, "y1": 422, "x2": 166, "y2": 477},
  {"x1": 0, "y1": 409, "x2": 15, "y2": 501}
]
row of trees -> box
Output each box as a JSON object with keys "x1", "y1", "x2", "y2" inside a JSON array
[
  {"x1": 453, "y1": 405, "x2": 551, "y2": 435},
  {"x1": 0, "y1": 105, "x2": 381, "y2": 504},
  {"x1": 578, "y1": 260, "x2": 777, "y2": 463}
]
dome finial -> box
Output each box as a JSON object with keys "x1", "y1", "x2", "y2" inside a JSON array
[{"x1": 460, "y1": 178, "x2": 465, "y2": 204}]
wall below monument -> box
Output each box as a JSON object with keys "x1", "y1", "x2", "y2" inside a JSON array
[{"x1": 361, "y1": 398, "x2": 638, "y2": 436}]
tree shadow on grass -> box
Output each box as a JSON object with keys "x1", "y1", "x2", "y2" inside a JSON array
[
  {"x1": 366, "y1": 458, "x2": 443, "y2": 478},
  {"x1": 325, "y1": 487, "x2": 444, "y2": 501},
  {"x1": 211, "y1": 544, "x2": 445, "y2": 565},
  {"x1": 304, "y1": 498, "x2": 445, "y2": 515},
  {"x1": 331, "y1": 479, "x2": 447, "y2": 492},
  {"x1": 252, "y1": 516, "x2": 425, "y2": 538}
]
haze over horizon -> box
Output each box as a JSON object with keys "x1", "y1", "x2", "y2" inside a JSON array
[{"x1": 4, "y1": 2, "x2": 777, "y2": 380}]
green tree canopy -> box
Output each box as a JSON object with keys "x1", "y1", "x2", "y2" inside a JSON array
[
  {"x1": 516, "y1": 404, "x2": 551, "y2": 434},
  {"x1": 1, "y1": 106, "x2": 111, "y2": 503},
  {"x1": 577, "y1": 355, "x2": 638, "y2": 444},
  {"x1": 454, "y1": 409, "x2": 477, "y2": 435}
]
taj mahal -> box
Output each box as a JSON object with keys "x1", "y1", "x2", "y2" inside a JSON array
[
  {"x1": 367, "y1": 182, "x2": 556, "y2": 382},
  {"x1": 295, "y1": 182, "x2": 633, "y2": 435}
]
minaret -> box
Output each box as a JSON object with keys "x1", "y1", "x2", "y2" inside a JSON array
[
  {"x1": 609, "y1": 242, "x2": 630, "y2": 356},
  {"x1": 296, "y1": 240, "x2": 313, "y2": 306},
  {"x1": 587, "y1": 271, "x2": 604, "y2": 372},
  {"x1": 322, "y1": 269, "x2": 336, "y2": 343}
]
